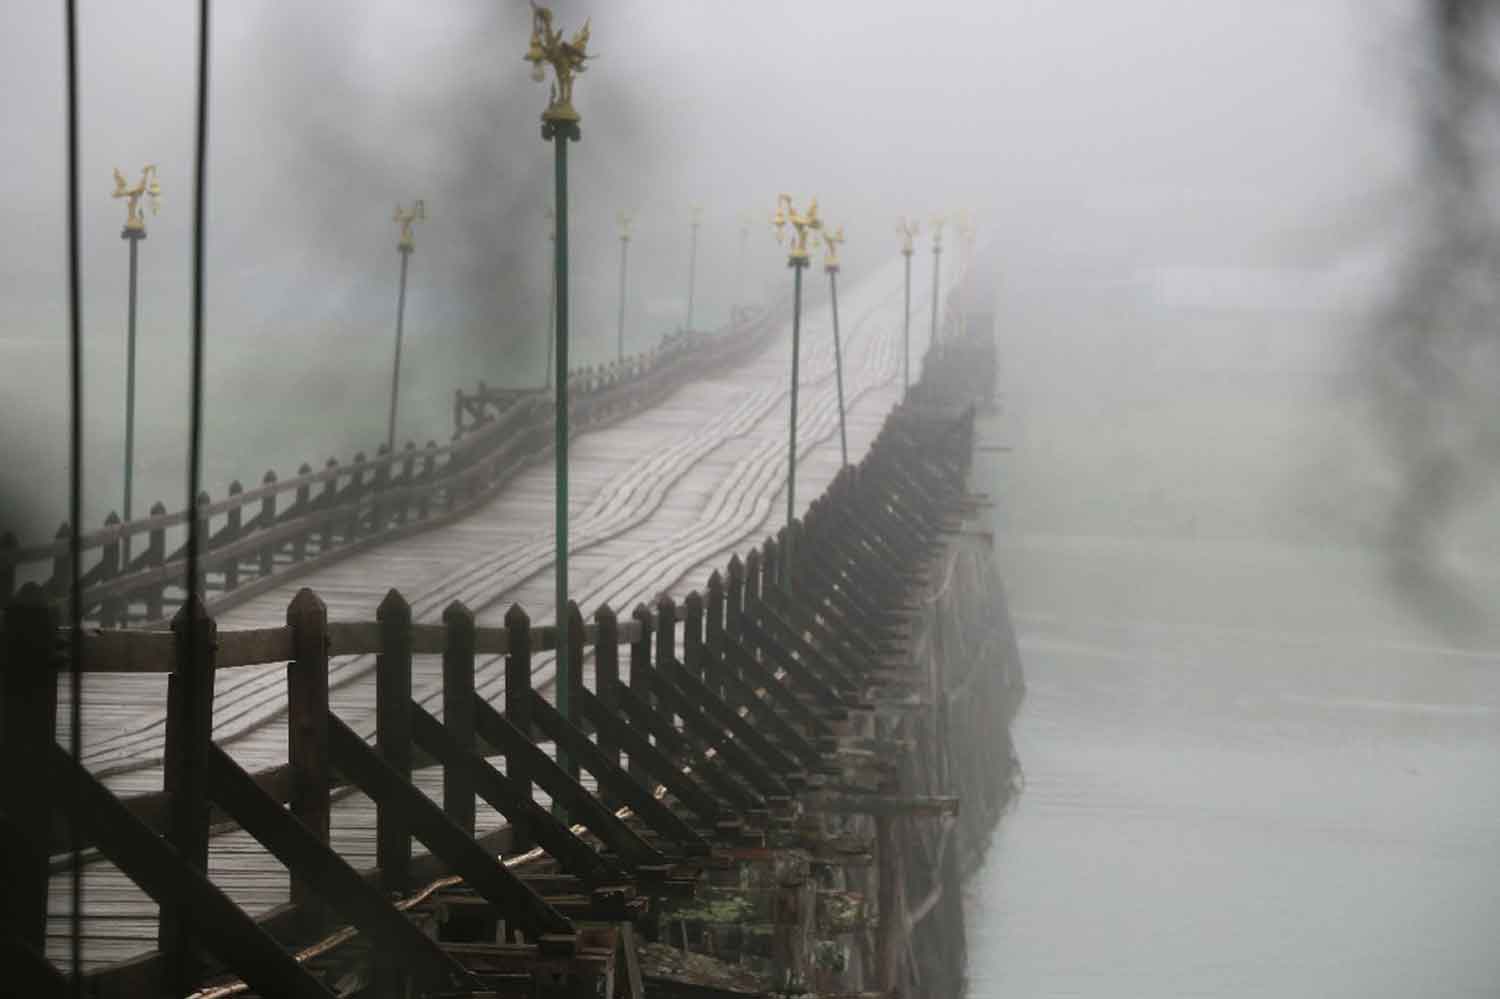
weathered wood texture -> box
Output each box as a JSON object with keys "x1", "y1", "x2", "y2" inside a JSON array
[{"x1": 9, "y1": 263, "x2": 983, "y2": 989}]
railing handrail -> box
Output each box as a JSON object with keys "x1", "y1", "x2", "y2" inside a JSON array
[{"x1": 1, "y1": 306, "x2": 770, "y2": 566}]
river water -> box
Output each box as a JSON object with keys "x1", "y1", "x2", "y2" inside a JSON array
[{"x1": 963, "y1": 532, "x2": 1500, "y2": 997}]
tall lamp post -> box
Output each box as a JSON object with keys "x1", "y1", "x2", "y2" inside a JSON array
[
  {"x1": 930, "y1": 214, "x2": 947, "y2": 347},
  {"x1": 736, "y1": 213, "x2": 753, "y2": 330},
  {"x1": 771, "y1": 193, "x2": 821, "y2": 576},
  {"x1": 544, "y1": 204, "x2": 556, "y2": 390},
  {"x1": 821, "y1": 224, "x2": 849, "y2": 468},
  {"x1": 897, "y1": 217, "x2": 919, "y2": 396},
  {"x1": 685, "y1": 203, "x2": 703, "y2": 334},
  {"x1": 526, "y1": 5, "x2": 590, "y2": 744},
  {"x1": 387, "y1": 199, "x2": 425, "y2": 456},
  {"x1": 616, "y1": 210, "x2": 632, "y2": 362},
  {"x1": 955, "y1": 212, "x2": 975, "y2": 341},
  {"x1": 111, "y1": 164, "x2": 161, "y2": 562}
]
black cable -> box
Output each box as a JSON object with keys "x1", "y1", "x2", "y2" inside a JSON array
[
  {"x1": 61, "y1": 0, "x2": 85, "y2": 987},
  {"x1": 187, "y1": 2, "x2": 209, "y2": 639}
]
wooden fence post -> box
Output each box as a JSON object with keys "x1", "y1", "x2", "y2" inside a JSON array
[
  {"x1": 564, "y1": 601, "x2": 586, "y2": 785},
  {"x1": 726, "y1": 552, "x2": 744, "y2": 639},
  {"x1": 48, "y1": 522, "x2": 67, "y2": 598},
  {"x1": 504, "y1": 603, "x2": 533, "y2": 852},
  {"x1": 321, "y1": 458, "x2": 339, "y2": 550},
  {"x1": 593, "y1": 603, "x2": 621, "y2": 807},
  {"x1": 744, "y1": 548, "x2": 762, "y2": 613},
  {"x1": 160, "y1": 594, "x2": 217, "y2": 994},
  {"x1": 256, "y1": 470, "x2": 276, "y2": 578},
  {"x1": 0, "y1": 531, "x2": 15, "y2": 608},
  {"x1": 347, "y1": 453, "x2": 366, "y2": 543},
  {"x1": 293, "y1": 464, "x2": 312, "y2": 562},
  {"x1": 146, "y1": 501, "x2": 166, "y2": 621},
  {"x1": 1, "y1": 584, "x2": 58, "y2": 952},
  {"x1": 376, "y1": 588, "x2": 413, "y2": 894},
  {"x1": 418, "y1": 442, "x2": 437, "y2": 521},
  {"x1": 683, "y1": 591, "x2": 705, "y2": 684},
  {"x1": 194, "y1": 491, "x2": 211, "y2": 597},
  {"x1": 706, "y1": 570, "x2": 726, "y2": 700},
  {"x1": 100, "y1": 511, "x2": 123, "y2": 627},
  {"x1": 373, "y1": 444, "x2": 391, "y2": 535},
  {"x1": 225, "y1": 483, "x2": 248, "y2": 593},
  {"x1": 286, "y1": 587, "x2": 330, "y2": 932},
  {"x1": 628, "y1": 605, "x2": 653, "y2": 786},
  {"x1": 398, "y1": 442, "x2": 416, "y2": 527},
  {"x1": 443, "y1": 599, "x2": 477, "y2": 838}
]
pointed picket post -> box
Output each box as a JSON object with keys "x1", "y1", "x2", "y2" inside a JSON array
[
  {"x1": 443, "y1": 599, "x2": 477, "y2": 838},
  {"x1": 504, "y1": 603, "x2": 534, "y2": 852},
  {"x1": 376, "y1": 588, "x2": 413, "y2": 893}
]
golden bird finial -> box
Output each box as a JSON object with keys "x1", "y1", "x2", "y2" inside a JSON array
[
  {"x1": 113, "y1": 164, "x2": 161, "y2": 233},
  {"x1": 525, "y1": 3, "x2": 591, "y2": 124},
  {"x1": 930, "y1": 214, "x2": 948, "y2": 251},
  {"x1": 820, "y1": 225, "x2": 846, "y2": 273},
  {"x1": 395, "y1": 199, "x2": 425, "y2": 251},
  {"x1": 897, "y1": 216, "x2": 921, "y2": 255},
  {"x1": 772, "y1": 194, "x2": 822, "y2": 263}
]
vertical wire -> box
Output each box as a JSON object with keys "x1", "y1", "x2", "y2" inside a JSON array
[
  {"x1": 187, "y1": 0, "x2": 209, "y2": 621},
  {"x1": 61, "y1": 0, "x2": 85, "y2": 985}
]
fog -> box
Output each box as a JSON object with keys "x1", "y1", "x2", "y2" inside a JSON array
[{"x1": 7, "y1": 2, "x2": 1500, "y2": 994}]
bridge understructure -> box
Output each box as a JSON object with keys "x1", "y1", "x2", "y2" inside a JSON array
[{"x1": 0, "y1": 260, "x2": 1023, "y2": 998}]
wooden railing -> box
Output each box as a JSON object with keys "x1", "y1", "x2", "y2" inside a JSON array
[
  {"x1": 0, "y1": 328, "x2": 995, "y2": 997},
  {"x1": 0, "y1": 305, "x2": 776, "y2": 628}
]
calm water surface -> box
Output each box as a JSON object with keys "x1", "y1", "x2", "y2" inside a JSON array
[{"x1": 965, "y1": 533, "x2": 1500, "y2": 998}]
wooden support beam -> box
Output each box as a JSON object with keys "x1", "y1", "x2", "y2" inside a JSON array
[
  {"x1": 573, "y1": 685, "x2": 724, "y2": 826},
  {"x1": 203, "y1": 742, "x2": 477, "y2": 993},
  {"x1": 527, "y1": 692, "x2": 710, "y2": 856},
  {"x1": 1, "y1": 584, "x2": 57, "y2": 952},
  {"x1": 411, "y1": 703, "x2": 624, "y2": 883},
  {"x1": 327, "y1": 712, "x2": 575, "y2": 942},
  {"x1": 46, "y1": 743, "x2": 330, "y2": 999},
  {"x1": 610, "y1": 681, "x2": 762, "y2": 814},
  {"x1": 472, "y1": 697, "x2": 665, "y2": 870}
]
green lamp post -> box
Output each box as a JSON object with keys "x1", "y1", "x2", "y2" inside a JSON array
[
  {"x1": 617, "y1": 210, "x2": 632, "y2": 362},
  {"x1": 110, "y1": 164, "x2": 161, "y2": 563},
  {"x1": 930, "y1": 215, "x2": 947, "y2": 346},
  {"x1": 820, "y1": 223, "x2": 849, "y2": 468},
  {"x1": 685, "y1": 203, "x2": 703, "y2": 334},
  {"x1": 387, "y1": 199, "x2": 424, "y2": 456},
  {"x1": 772, "y1": 194, "x2": 821, "y2": 577},
  {"x1": 897, "y1": 217, "x2": 920, "y2": 396},
  {"x1": 526, "y1": 4, "x2": 589, "y2": 749},
  {"x1": 543, "y1": 204, "x2": 556, "y2": 390}
]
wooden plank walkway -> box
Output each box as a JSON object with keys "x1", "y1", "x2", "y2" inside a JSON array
[{"x1": 46, "y1": 256, "x2": 950, "y2": 969}]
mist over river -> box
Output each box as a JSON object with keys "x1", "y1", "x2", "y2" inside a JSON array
[{"x1": 964, "y1": 289, "x2": 1500, "y2": 996}]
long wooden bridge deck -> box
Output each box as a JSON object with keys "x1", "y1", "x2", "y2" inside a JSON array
[{"x1": 44, "y1": 255, "x2": 950, "y2": 971}]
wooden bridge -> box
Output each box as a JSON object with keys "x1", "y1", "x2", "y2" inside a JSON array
[{"x1": 0, "y1": 259, "x2": 1015, "y2": 998}]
